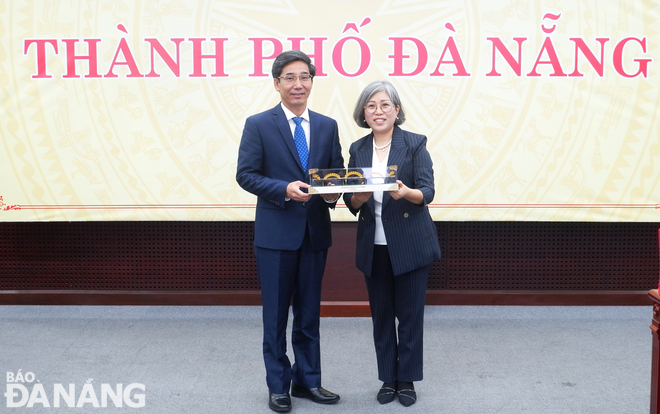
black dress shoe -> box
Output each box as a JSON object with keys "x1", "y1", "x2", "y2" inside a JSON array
[
  {"x1": 268, "y1": 392, "x2": 291, "y2": 413},
  {"x1": 376, "y1": 381, "x2": 397, "y2": 404},
  {"x1": 397, "y1": 381, "x2": 417, "y2": 407},
  {"x1": 291, "y1": 382, "x2": 340, "y2": 404}
]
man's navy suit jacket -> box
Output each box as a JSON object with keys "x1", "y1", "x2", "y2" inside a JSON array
[{"x1": 236, "y1": 104, "x2": 344, "y2": 252}]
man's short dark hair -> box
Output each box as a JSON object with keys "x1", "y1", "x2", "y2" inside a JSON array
[{"x1": 271, "y1": 50, "x2": 316, "y2": 79}]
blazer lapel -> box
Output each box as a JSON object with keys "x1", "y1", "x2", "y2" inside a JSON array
[
  {"x1": 355, "y1": 133, "x2": 373, "y2": 171},
  {"x1": 383, "y1": 127, "x2": 406, "y2": 208},
  {"x1": 386, "y1": 126, "x2": 406, "y2": 172},
  {"x1": 307, "y1": 111, "x2": 319, "y2": 172},
  {"x1": 355, "y1": 134, "x2": 376, "y2": 213},
  {"x1": 272, "y1": 105, "x2": 304, "y2": 172}
]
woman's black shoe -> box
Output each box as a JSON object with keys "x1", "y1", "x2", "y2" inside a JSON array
[
  {"x1": 397, "y1": 381, "x2": 416, "y2": 407},
  {"x1": 376, "y1": 381, "x2": 397, "y2": 404}
]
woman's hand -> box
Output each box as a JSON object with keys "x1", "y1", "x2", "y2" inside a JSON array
[
  {"x1": 389, "y1": 180, "x2": 424, "y2": 204},
  {"x1": 321, "y1": 192, "x2": 341, "y2": 202}
]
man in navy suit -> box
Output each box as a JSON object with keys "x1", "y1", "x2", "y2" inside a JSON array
[{"x1": 236, "y1": 50, "x2": 344, "y2": 413}]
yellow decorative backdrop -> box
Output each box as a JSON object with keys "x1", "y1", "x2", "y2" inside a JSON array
[{"x1": 1, "y1": 0, "x2": 659, "y2": 221}]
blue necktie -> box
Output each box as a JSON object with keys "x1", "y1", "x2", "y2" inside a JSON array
[{"x1": 292, "y1": 117, "x2": 308, "y2": 171}]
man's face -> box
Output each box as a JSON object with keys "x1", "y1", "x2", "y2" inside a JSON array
[{"x1": 274, "y1": 61, "x2": 313, "y2": 115}]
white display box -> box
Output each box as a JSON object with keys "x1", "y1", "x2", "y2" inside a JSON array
[{"x1": 307, "y1": 166, "x2": 398, "y2": 194}]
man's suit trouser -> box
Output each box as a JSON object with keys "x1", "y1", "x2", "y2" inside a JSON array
[{"x1": 255, "y1": 232, "x2": 328, "y2": 394}]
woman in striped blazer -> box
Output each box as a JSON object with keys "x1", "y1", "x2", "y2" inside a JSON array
[{"x1": 343, "y1": 80, "x2": 441, "y2": 407}]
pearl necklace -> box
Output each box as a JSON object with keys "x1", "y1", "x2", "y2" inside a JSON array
[{"x1": 374, "y1": 139, "x2": 392, "y2": 152}]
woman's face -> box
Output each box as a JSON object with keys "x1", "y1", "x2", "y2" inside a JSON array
[{"x1": 363, "y1": 91, "x2": 400, "y2": 136}]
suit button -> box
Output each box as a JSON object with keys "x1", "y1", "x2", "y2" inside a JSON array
[{"x1": 404, "y1": 213, "x2": 409, "y2": 218}]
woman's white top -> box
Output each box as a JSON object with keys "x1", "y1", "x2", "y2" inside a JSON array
[{"x1": 372, "y1": 143, "x2": 390, "y2": 245}]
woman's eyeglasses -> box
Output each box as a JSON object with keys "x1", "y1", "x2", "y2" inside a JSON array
[{"x1": 364, "y1": 101, "x2": 395, "y2": 114}]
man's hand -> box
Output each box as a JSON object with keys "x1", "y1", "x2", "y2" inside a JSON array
[
  {"x1": 350, "y1": 192, "x2": 372, "y2": 209},
  {"x1": 286, "y1": 181, "x2": 312, "y2": 202}
]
